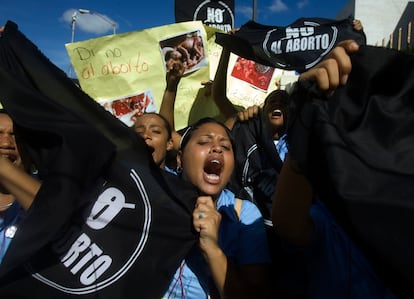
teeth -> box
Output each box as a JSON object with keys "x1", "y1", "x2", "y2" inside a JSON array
[
  {"x1": 271, "y1": 109, "x2": 282, "y2": 117},
  {"x1": 206, "y1": 173, "x2": 219, "y2": 180},
  {"x1": 211, "y1": 159, "x2": 220, "y2": 164}
]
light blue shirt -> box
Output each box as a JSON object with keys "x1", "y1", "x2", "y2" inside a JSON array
[
  {"x1": 0, "y1": 201, "x2": 21, "y2": 264},
  {"x1": 163, "y1": 189, "x2": 270, "y2": 299},
  {"x1": 274, "y1": 133, "x2": 288, "y2": 162}
]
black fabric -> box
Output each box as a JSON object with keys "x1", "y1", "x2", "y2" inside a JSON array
[
  {"x1": 228, "y1": 110, "x2": 283, "y2": 222},
  {"x1": 228, "y1": 111, "x2": 289, "y2": 295},
  {"x1": 175, "y1": 0, "x2": 234, "y2": 32},
  {"x1": 0, "y1": 21, "x2": 198, "y2": 298},
  {"x1": 215, "y1": 17, "x2": 366, "y2": 72},
  {"x1": 287, "y1": 45, "x2": 414, "y2": 298}
]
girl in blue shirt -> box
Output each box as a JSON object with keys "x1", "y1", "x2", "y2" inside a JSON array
[{"x1": 163, "y1": 117, "x2": 271, "y2": 299}]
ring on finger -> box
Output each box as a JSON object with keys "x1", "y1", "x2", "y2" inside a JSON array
[{"x1": 198, "y1": 211, "x2": 205, "y2": 219}]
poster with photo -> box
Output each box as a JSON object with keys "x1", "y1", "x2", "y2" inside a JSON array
[
  {"x1": 160, "y1": 29, "x2": 207, "y2": 74},
  {"x1": 67, "y1": 21, "x2": 210, "y2": 130},
  {"x1": 101, "y1": 90, "x2": 157, "y2": 126},
  {"x1": 230, "y1": 57, "x2": 275, "y2": 91}
]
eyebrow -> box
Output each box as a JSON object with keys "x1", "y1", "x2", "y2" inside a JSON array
[
  {"x1": 149, "y1": 124, "x2": 163, "y2": 130},
  {"x1": 198, "y1": 133, "x2": 230, "y2": 142},
  {"x1": 135, "y1": 124, "x2": 163, "y2": 130}
]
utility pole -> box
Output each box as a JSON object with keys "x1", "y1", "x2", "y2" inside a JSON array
[
  {"x1": 253, "y1": 0, "x2": 257, "y2": 21},
  {"x1": 68, "y1": 11, "x2": 77, "y2": 77}
]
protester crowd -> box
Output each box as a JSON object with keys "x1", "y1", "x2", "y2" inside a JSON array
[{"x1": 0, "y1": 18, "x2": 410, "y2": 299}]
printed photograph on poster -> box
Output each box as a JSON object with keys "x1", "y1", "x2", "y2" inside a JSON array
[
  {"x1": 101, "y1": 90, "x2": 157, "y2": 126},
  {"x1": 230, "y1": 57, "x2": 275, "y2": 91},
  {"x1": 160, "y1": 30, "x2": 207, "y2": 74}
]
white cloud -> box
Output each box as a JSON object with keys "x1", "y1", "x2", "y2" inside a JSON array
[
  {"x1": 236, "y1": 5, "x2": 253, "y2": 20},
  {"x1": 61, "y1": 9, "x2": 116, "y2": 35},
  {"x1": 269, "y1": 0, "x2": 289, "y2": 13},
  {"x1": 297, "y1": 0, "x2": 310, "y2": 9}
]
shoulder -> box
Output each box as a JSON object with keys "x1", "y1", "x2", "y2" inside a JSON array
[
  {"x1": 217, "y1": 189, "x2": 236, "y2": 207},
  {"x1": 217, "y1": 190, "x2": 264, "y2": 224},
  {"x1": 239, "y1": 198, "x2": 263, "y2": 225},
  {"x1": 222, "y1": 190, "x2": 263, "y2": 222}
]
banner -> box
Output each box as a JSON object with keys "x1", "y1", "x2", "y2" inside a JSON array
[
  {"x1": 175, "y1": 0, "x2": 234, "y2": 33},
  {"x1": 0, "y1": 21, "x2": 198, "y2": 298},
  {"x1": 215, "y1": 17, "x2": 367, "y2": 73},
  {"x1": 66, "y1": 21, "x2": 210, "y2": 130}
]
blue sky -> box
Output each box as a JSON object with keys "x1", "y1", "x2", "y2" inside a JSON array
[{"x1": 1, "y1": 0, "x2": 349, "y2": 74}]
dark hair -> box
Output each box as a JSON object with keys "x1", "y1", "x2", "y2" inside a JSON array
[
  {"x1": 133, "y1": 112, "x2": 173, "y2": 140},
  {"x1": 179, "y1": 117, "x2": 236, "y2": 153},
  {"x1": 263, "y1": 89, "x2": 289, "y2": 109}
]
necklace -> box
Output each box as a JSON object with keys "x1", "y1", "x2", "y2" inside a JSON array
[{"x1": 0, "y1": 202, "x2": 13, "y2": 209}]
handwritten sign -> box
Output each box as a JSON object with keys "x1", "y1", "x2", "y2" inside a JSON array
[{"x1": 66, "y1": 21, "x2": 210, "y2": 129}]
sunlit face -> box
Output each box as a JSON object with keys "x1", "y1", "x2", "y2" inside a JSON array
[
  {"x1": 133, "y1": 114, "x2": 173, "y2": 168},
  {"x1": 178, "y1": 122, "x2": 234, "y2": 197},
  {"x1": 0, "y1": 113, "x2": 21, "y2": 168}
]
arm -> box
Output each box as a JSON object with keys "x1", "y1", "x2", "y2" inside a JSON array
[
  {"x1": 159, "y1": 60, "x2": 185, "y2": 150},
  {"x1": 193, "y1": 196, "x2": 227, "y2": 295},
  {"x1": 272, "y1": 40, "x2": 361, "y2": 245},
  {"x1": 194, "y1": 196, "x2": 269, "y2": 298},
  {"x1": 212, "y1": 47, "x2": 239, "y2": 129},
  {"x1": 272, "y1": 155, "x2": 313, "y2": 246},
  {"x1": 0, "y1": 156, "x2": 40, "y2": 210},
  {"x1": 236, "y1": 105, "x2": 260, "y2": 122}
]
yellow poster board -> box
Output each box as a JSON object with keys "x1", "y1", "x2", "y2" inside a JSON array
[{"x1": 66, "y1": 21, "x2": 212, "y2": 129}]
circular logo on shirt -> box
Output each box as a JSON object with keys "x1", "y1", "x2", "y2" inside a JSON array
[
  {"x1": 30, "y1": 169, "x2": 152, "y2": 295},
  {"x1": 193, "y1": 0, "x2": 234, "y2": 32},
  {"x1": 262, "y1": 20, "x2": 338, "y2": 70}
]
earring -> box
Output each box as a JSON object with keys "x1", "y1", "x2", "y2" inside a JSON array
[{"x1": 176, "y1": 166, "x2": 182, "y2": 174}]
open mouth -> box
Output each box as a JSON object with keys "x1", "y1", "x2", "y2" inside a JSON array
[
  {"x1": 271, "y1": 109, "x2": 282, "y2": 117},
  {"x1": 204, "y1": 159, "x2": 223, "y2": 182}
]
